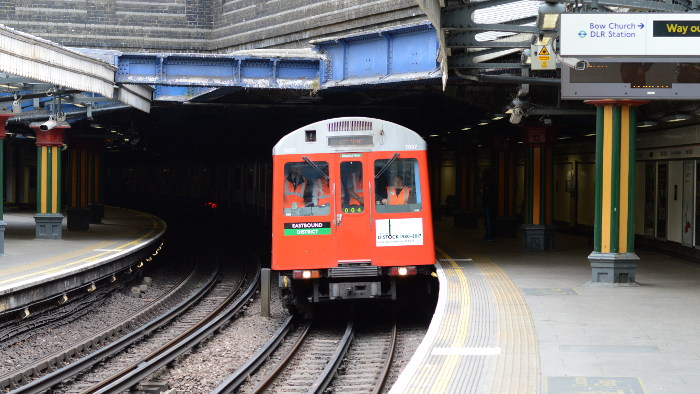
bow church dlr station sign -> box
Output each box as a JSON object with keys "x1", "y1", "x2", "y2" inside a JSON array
[{"x1": 560, "y1": 14, "x2": 700, "y2": 99}]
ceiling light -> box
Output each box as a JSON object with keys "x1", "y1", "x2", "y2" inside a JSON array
[
  {"x1": 584, "y1": 133, "x2": 596, "y2": 137},
  {"x1": 637, "y1": 120, "x2": 657, "y2": 128},
  {"x1": 659, "y1": 113, "x2": 691, "y2": 123},
  {"x1": 537, "y1": 2, "x2": 566, "y2": 31},
  {"x1": 491, "y1": 114, "x2": 506, "y2": 121},
  {"x1": 478, "y1": 120, "x2": 490, "y2": 126},
  {"x1": 429, "y1": 134, "x2": 439, "y2": 137},
  {"x1": 461, "y1": 127, "x2": 471, "y2": 131}
]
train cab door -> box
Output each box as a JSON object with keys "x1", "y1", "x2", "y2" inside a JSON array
[{"x1": 334, "y1": 157, "x2": 373, "y2": 263}]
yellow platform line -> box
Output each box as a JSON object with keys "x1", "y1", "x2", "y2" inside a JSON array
[
  {"x1": 472, "y1": 255, "x2": 541, "y2": 394},
  {"x1": 428, "y1": 254, "x2": 471, "y2": 394},
  {"x1": 0, "y1": 213, "x2": 160, "y2": 285}
]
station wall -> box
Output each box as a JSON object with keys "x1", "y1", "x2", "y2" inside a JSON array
[{"x1": 0, "y1": 0, "x2": 425, "y2": 52}]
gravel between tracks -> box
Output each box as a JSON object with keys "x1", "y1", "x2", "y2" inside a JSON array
[
  {"x1": 0, "y1": 268, "x2": 184, "y2": 376},
  {"x1": 146, "y1": 279, "x2": 288, "y2": 392}
]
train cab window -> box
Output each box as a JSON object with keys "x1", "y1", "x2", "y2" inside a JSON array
[
  {"x1": 340, "y1": 162, "x2": 364, "y2": 214},
  {"x1": 374, "y1": 158, "x2": 421, "y2": 213},
  {"x1": 283, "y1": 161, "x2": 330, "y2": 217}
]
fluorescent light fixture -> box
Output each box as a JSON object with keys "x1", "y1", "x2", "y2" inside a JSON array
[
  {"x1": 584, "y1": 133, "x2": 596, "y2": 136},
  {"x1": 491, "y1": 114, "x2": 506, "y2": 121},
  {"x1": 659, "y1": 113, "x2": 691, "y2": 123},
  {"x1": 537, "y1": 2, "x2": 566, "y2": 31},
  {"x1": 637, "y1": 120, "x2": 657, "y2": 128},
  {"x1": 478, "y1": 120, "x2": 490, "y2": 126},
  {"x1": 461, "y1": 127, "x2": 472, "y2": 131},
  {"x1": 429, "y1": 134, "x2": 439, "y2": 137}
]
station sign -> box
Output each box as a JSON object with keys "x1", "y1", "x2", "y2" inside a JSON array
[
  {"x1": 531, "y1": 44, "x2": 556, "y2": 70},
  {"x1": 561, "y1": 13, "x2": 700, "y2": 56}
]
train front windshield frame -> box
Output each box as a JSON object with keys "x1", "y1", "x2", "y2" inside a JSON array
[
  {"x1": 374, "y1": 158, "x2": 422, "y2": 213},
  {"x1": 282, "y1": 161, "x2": 330, "y2": 217}
]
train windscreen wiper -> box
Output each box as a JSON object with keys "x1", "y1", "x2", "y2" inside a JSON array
[
  {"x1": 302, "y1": 156, "x2": 329, "y2": 180},
  {"x1": 375, "y1": 153, "x2": 399, "y2": 179}
]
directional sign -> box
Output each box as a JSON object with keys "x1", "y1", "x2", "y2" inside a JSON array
[
  {"x1": 561, "y1": 13, "x2": 700, "y2": 56},
  {"x1": 531, "y1": 44, "x2": 555, "y2": 70}
]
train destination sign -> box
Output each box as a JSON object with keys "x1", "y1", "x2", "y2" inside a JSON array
[{"x1": 561, "y1": 13, "x2": 700, "y2": 56}]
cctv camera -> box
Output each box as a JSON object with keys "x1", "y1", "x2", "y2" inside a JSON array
[
  {"x1": 40, "y1": 119, "x2": 58, "y2": 131},
  {"x1": 558, "y1": 56, "x2": 589, "y2": 71}
]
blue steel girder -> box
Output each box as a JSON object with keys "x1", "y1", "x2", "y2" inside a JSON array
[
  {"x1": 313, "y1": 22, "x2": 441, "y2": 87},
  {"x1": 114, "y1": 23, "x2": 441, "y2": 101}
]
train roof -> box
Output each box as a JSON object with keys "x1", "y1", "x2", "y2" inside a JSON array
[{"x1": 272, "y1": 117, "x2": 426, "y2": 155}]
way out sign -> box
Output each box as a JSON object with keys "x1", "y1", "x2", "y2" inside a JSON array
[{"x1": 531, "y1": 44, "x2": 555, "y2": 70}]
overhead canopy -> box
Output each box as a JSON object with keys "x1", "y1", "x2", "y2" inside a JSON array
[{"x1": 0, "y1": 24, "x2": 151, "y2": 113}]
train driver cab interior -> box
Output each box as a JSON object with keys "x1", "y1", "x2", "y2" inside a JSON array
[
  {"x1": 283, "y1": 161, "x2": 330, "y2": 217},
  {"x1": 374, "y1": 158, "x2": 422, "y2": 213}
]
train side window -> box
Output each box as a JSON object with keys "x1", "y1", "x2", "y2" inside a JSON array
[
  {"x1": 374, "y1": 158, "x2": 422, "y2": 213},
  {"x1": 282, "y1": 161, "x2": 330, "y2": 217},
  {"x1": 340, "y1": 162, "x2": 364, "y2": 214}
]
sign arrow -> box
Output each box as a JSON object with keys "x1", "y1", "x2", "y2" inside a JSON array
[{"x1": 638, "y1": 23, "x2": 645, "y2": 29}]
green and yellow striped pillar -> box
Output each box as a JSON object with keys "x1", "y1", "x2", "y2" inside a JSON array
[
  {"x1": 30, "y1": 121, "x2": 69, "y2": 239},
  {"x1": 491, "y1": 134, "x2": 519, "y2": 237},
  {"x1": 0, "y1": 113, "x2": 14, "y2": 254},
  {"x1": 454, "y1": 142, "x2": 478, "y2": 228},
  {"x1": 585, "y1": 100, "x2": 648, "y2": 283},
  {"x1": 521, "y1": 126, "x2": 557, "y2": 250}
]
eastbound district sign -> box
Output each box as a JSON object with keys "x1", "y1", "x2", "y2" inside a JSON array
[{"x1": 561, "y1": 13, "x2": 700, "y2": 56}]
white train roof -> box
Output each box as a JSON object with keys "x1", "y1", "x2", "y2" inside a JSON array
[{"x1": 273, "y1": 117, "x2": 426, "y2": 155}]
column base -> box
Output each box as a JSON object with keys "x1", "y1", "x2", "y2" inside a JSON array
[
  {"x1": 454, "y1": 211, "x2": 478, "y2": 228},
  {"x1": 0, "y1": 220, "x2": 6, "y2": 255},
  {"x1": 35, "y1": 213, "x2": 64, "y2": 240},
  {"x1": 522, "y1": 224, "x2": 556, "y2": 251},
  {"x1": 67, "y1": 207, "x2": 91, "y2": 231},
  {"x1": 88, "y1": 203, "x2": 104, "y2": 224},
  {"x1": 588, "y1": 252, "x2": 639, "y2": 284}
]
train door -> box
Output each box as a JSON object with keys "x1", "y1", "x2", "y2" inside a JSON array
[{"x1": 335, "y1": 157, "x2": 372, "y2": 263}]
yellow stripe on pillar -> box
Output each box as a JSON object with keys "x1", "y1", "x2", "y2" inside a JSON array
[
  {"x1": 619, "y1": 106, "x2": 630, "y2": 253},
  {"x1": 601, "y1": 106, "x2": 613, "y2": 253}
]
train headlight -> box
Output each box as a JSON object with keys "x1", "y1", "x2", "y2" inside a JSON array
[
  {"x1": 390, "y1": 266, "x2": 417, "y2": 276},
  {"x1": 293, "y1": 269, "x2": 320, "y2": 279}
]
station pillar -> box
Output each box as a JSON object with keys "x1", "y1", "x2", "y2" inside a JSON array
[
  {"x1": 66, "y1": 136, "x2": 104, "y2": 230},
  {"x1": 521, "y1": 126, "x2": 557, "y2": 250},
  {"x1": 491, "y1": 134, "x2": 519, "y2": 237},
  {"x1": 585, "y1": 100, "x2": 648, "y2": 284},
  {"x1": 0, "y1": 113, "x2": 14, "y2": 254},
  {"x1": 30, "y1": 121, "x2": 69, "y2": 239},
  {"x1": 454, "y1": 142, "x2": 478, "y2": 228}
]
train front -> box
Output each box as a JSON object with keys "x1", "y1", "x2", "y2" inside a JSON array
[{"x1": 271, "y1": 117, "x2": 436, "y2": 311}]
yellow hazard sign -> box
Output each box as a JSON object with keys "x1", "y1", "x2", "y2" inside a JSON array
[{"x1": 531, "y1": 44, "x2": 555, "y2": 70}]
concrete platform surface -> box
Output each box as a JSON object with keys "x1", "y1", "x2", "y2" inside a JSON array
[
  {"x1": 0, "y1": 206, "x2": 165, "y2": 311},
  {"x1": 394, "y1": 218, "x2": 700, "y2": 394}
]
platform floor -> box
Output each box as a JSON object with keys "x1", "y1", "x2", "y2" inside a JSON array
[
  {"x1": 392, "y1": 218, "x2": 700, "y2": 394},
  {"x1": 0, "y1": 207, "x2": 165, "y2": 297}
]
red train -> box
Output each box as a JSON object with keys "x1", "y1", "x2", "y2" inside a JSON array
[{"x1": 271, "y1": 117, "x2": 436, "y2": 309}]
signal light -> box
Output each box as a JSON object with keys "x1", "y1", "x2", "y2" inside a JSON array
[
  {"x1": 389, "y1": 266, "x2": 417, "y2": 276},
  {"x1": 293, "y1": 270, "x2": 320, "y2": 279}
]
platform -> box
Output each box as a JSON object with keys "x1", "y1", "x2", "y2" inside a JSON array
[
  {"x1": 0, "y1": 206, "x2": 166, "y2": 313},
  {"x1": 391, "y1": 218, "x2": 700, "y2": 394}
]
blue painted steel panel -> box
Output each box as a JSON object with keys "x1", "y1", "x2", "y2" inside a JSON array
[
  {"x1": 277, "y1": 60, "x2": 318, "y2": 80},
  {"x1": 166, "y1": 62, "x2": 235, "y2": 78},
  {"x1": 391, "y1": 30, "x2": 438, "y2": 74},
  {"x1": 241, "y1": 60, "x2": 272, "y2": 79},
  {"x1": 346, "y1": 38, "x2": 389, "y2": 79}
]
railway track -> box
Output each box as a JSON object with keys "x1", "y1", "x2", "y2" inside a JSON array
[
  {"x1": 3, "y1": 237, "x2": 260, "y2": 393},
  {"x1": 221, "y1": 314, "x2": 398, "y2": 394}
]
